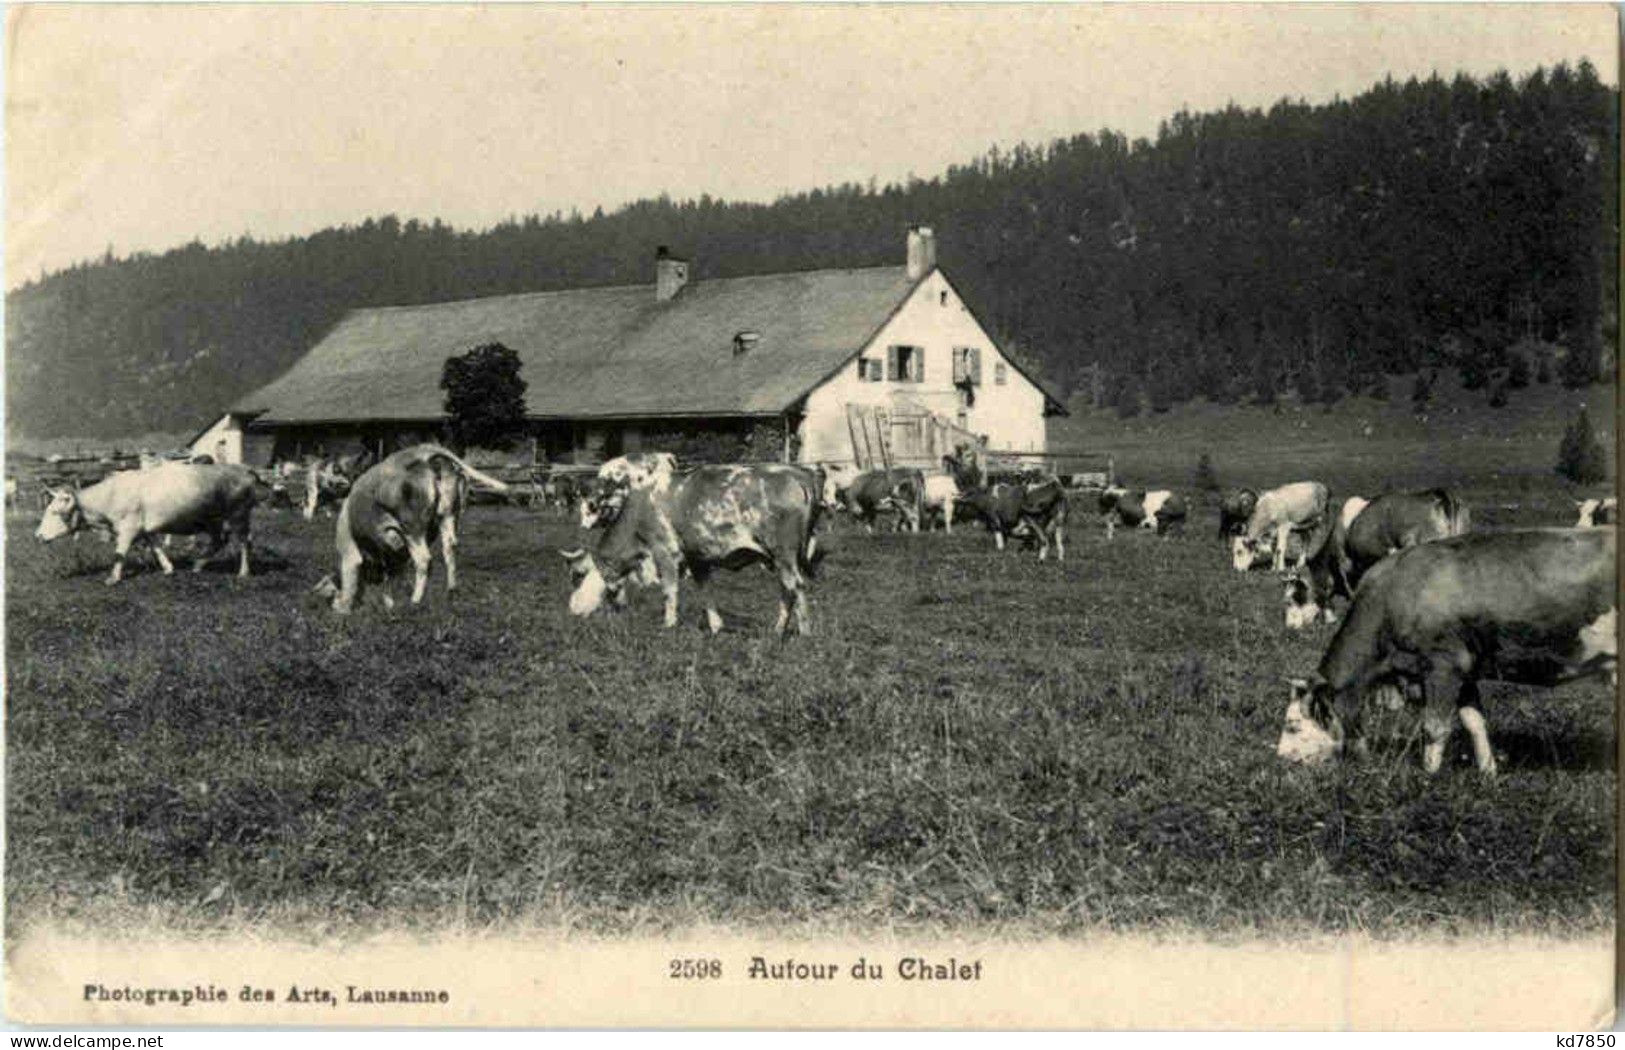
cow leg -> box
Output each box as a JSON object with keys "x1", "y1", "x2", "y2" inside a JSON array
[
  {"x1": 993, "y1": 529, "x2": 1005, "y2": 552},
  {"x1": 1456, "y1": 681, "x2": 1497, "y2": 775},
  {"x1": 1104, "y1": 516, "x2": 1116, "y2": 542},
  {"x1": 1053, "y1": 519, "x2": 1065, "y2": 562},
  {"x1": 687, "y1": 565, "x2": 722, "y2": 634},
  {"x1": 406, "y1": 536, "x2": 433, "y2": 604},
  {"x1": 1272, "y1": 527, "x2": 1290, "y2": 573},
  {"x1": 943, "y1": 501, "x2": 953, "y2": 535},
  {"x1": 333, "y1": 547, "x2": 365, "y2": 614},
  {"x1": 150, "y1": 537, "x2": 177, "y2": 575},
  {"x1": 191, "y1": 529, "x2": 225, "y2": 573},
  {"x1": 1032, "y1": 519, "x2": 1051, "y2": 561},
  {"x1": 439, "y1": 514, "x2": 459, "y2": 593},
  {"x1": 236, "y1": 526, "x2": 253, "y2": 578},
  {"x1": 106, "y1": 526, "x2": 144, "y2": 584},
  {"x1": 775, "y1": 563, "x2": 809, "y2": 636},
  {"x1": 1419, "y1": 666, "x2": 1468, "y2": 773}
]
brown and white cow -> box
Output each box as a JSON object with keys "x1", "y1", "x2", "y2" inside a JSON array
[
  {"x1": 1285, "y1": 490, "x2": 1469, "y2": 630},
  {"x1": 559, "y1": 463, "x2": 823, "y2": 636},
  {"x1": 313, "y1": 445, "x2": 509, "y2": 613},
  {"x1": 1098, "y1": 486, "x2": 1187, "y2": 540},
  {"x1": 578, "y1": 451, "x2": 680, "y2": 529},
  {"x1": 303, "y1": 450, "x2": 375, "y2": 520},
  {"x1": 954, "y1": 478, "x2": 1070, "y2": 560},
  {"x1": 817, "y1": 463, "x2": 863, "y2": 512},
  {"x1": 1232, "y1": 481, "x2": 1332, "y2": 573},
  {"x1": 1217, "y1": 487, "x2": 1259, "y2": 541},
  {"x1": 1575, "y1": 497, "x2": 1616, "y2": 528},
  {"x1": 34, "y1": 462, "x2": 259, "y2": 584},
  {"x1": 1278, "y1": 528, "x2": 1616, "y2": 774},
  {"x1": 845, "y1": 467, "x2": 926, "y2": 533}
]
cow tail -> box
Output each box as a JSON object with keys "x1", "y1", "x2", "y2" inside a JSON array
[
  {"x1": 800, "y1": 479, "x2": 828, "y2": 579},
  {"x1": 430, "y1": 447, "x2": 510, "y2": 493}
]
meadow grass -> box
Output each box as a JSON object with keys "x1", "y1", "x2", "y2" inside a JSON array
[{"x1": 5, "y1": 459, "x2": 1613, "y2": 942}]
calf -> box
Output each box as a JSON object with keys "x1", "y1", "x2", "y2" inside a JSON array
[
  {"x1": 559, "y1": 463, "x2": 823, "y2": 636},
  {"x1": 313, "y1": 445, "x2": 509, "y2": 613},
  {"x1": 1098, "y1": 486, "x2": 1187, "y2": 540},
  {"x1": 1278, "y1": 528, "x2": 1615, "y2": 774},
  {"x1": 1575, "y1": 497, "x2": 1616, "y2": 528},
  {"x1": 579, "y1": 452, "x2": 679, "y2": 528},
  {"x1": 817, "y1": 463, "x2": 863, "y2": 511},
  {"x1": 955, "y1": 477, "x2": 1069, "y2": 560},
  {"x1": 34, "y1": 462, "x2": 259, "y2": 584},
  {"x1": 1285, "y1": 490, "x2": 1469, "y2": 629},
  {"x1": 1232, "y1": 481, "x2": 1331, "y2": 572}
]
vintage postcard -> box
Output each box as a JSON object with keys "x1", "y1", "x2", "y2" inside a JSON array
[{"x1": 4, "y1": 2, "x2": 1618, "y2": 1030}]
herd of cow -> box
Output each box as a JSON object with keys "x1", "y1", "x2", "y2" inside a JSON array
[{"x1": 21, "y1": 443, "x2": 1619, "y2": 778}]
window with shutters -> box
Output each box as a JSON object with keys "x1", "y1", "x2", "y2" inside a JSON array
[
  {"x1": 856, "y1": 357, "x2": 882, "y2": 382},
  {"x1": 887, "y1": 345, "x2": 924, "y2": 383},
  {"x1": 953, "y1": 347, "x2": 984, "y2": 386},
  {"x1": 995, "y1": 362, "x2": 1008, "y2": 385}
]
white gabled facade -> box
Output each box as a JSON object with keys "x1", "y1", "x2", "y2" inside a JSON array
[
  {"x1": 797, "y1": 268, "x2": 1049, "y2": 465},
  {"x1": 188, "y1": 413, "x2": 245, "y2": 464}
]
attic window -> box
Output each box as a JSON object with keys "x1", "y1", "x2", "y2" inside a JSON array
[
  {"x1": 857, "y1": 358, "x2": 883, "y2": 382},
  {"x1": 940, "y1": 290, "x2": 949, "y2": 306},
  {"x1": 733, "y1": 330, "x2": 760, "y2": 356},
  {"x1": 995, "y1": 362, "x2": 1008, "y2": 385}
]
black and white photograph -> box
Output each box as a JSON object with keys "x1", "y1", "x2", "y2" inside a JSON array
[{"x1": 3, "y1": 2, "x2": 1618, "y2": 1030}]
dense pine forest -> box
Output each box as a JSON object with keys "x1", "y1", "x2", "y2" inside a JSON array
[{"x1": 7, "y1": 63, "x2": 1617, "y2": 441}]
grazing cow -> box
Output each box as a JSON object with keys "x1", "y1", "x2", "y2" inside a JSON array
[
  {"x1": 1098, "y1": 486, "x2": 1187, "y2": 540},
  {"x1": 303, "y1": 451, "x2": 374, "y2": 520},
  {"x1": 312, "y1": 445, "x2": 509, "y2": 613},
  {"x1": 558, "y1": 463, "x2": 823, "y2": 636},
  {"x1": 1232, "y1": 481, "x2": 1332, "y2": 573},
  {"x1": 579, "y1": 451, "x2": 680, "y2": 529},
  {"x1": 817, "y1": 463, "x2": 863, "y2": 511},
  {"x1": 34, "y1": 462, "x2": 259, "y2": 584},
  {"x1": 920, "y1": 473, "x2": 960, "y2": 533},
  {"x1": 955, "y1": 477, "x2": 1070, "y2": 560},
  {"x1": 1285, "y1": 490, "x2": 1469, "y2": 630},
  {"x1": 1217, "y1": 488, "x2": 1259, "y2": 540},
  {"x1": 1575, "y1": 497, "x2": 1616, "y2": 528},
  {"x1": 1277, "y1": 529, "x2": 1615, "y2": 774},
  {"x1": 845, "y1": 467, "x2": 926, "y2": 533}
]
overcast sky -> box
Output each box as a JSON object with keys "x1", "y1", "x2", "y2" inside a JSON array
[{"x1": 6, "y1": 3, "x2": 1618, "y2": 287}]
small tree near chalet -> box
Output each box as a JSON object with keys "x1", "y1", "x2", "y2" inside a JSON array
[{"x1": 441, "y1": 342, "x2": 529, "y2": 453}]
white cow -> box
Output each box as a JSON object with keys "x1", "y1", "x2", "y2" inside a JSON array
[
  {"x1": 34, "y1": 463, "x2": 259, "y2": 584},
  {"x1": 1232, "y1": 481, "x2": 1332, "y2": 573},
  {"x1": 921, "y1": 473, "x2": 960, "y2": 533}
]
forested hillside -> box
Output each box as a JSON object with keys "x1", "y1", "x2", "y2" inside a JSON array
[{"x1": 7, "y1": 62, "x2": 1616, "y2": 440}]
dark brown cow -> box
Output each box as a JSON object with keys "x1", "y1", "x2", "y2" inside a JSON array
[
  {"x1": 1217, "y1": 488, "x2": 1258, "y2": 540},
  {"x1": 845, "y1": 467, "x2": 926, "y2": 533},
  {"x1": 559, "y1": 464, "x2": 824, "y2": 636},
  {"x1": 1285, "y1": 490, "x2": 1470, "y2": 630},
  {"x1": 1278, "y1": 529, "x2": 1616, "y2": 774}
]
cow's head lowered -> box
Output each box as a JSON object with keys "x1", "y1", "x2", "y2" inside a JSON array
[
  {"x1": 1276, "y1": 677, "x2": 1344, "y2": 765},
  {"x1": 1281, "y1": 572, "x2": 1337, "y2": 631},
  {"x1": 579, "y1": 453, "x2": 679, "y2": 529},
  {"x1": 558, "y1": 547, "x2": 654, "y2": 617},
  {"x1": 34, "y1": 488, "x2": 84, "y2": 542}
]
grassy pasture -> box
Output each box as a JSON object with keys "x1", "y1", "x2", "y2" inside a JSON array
[{"x1": 5, "y1": 455, "x2": 1614, "y2": 942}]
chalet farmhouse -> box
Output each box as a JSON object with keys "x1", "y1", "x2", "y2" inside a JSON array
[{"x1": 203, "y1": 228, "x2": 1065, "y2": 468}]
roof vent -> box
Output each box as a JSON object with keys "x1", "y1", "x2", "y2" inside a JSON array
[
  {"x1": 906, "y1": 225, "x2": 936, "y2": 280},
  {"x1": 733, "y1": 330, "x2": 761, "y2": 356}
]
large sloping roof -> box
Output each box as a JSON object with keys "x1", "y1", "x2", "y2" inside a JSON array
[{"x1": 235, "y1": 266, "x2": 922, "y2": 424}]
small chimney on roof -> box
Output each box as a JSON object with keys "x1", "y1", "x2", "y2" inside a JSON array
[
  {"x1": 655, "y1": 245, "x2": 690, "y2": 302},
  {"x1": 906, "y1": 225, "x2": 936, "y2": 280}
]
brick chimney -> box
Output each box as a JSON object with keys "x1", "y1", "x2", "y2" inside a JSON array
[
  {"x1": 655, "y1": 246, "x2": 690, "y2": 302},
  {"x1": 906, "y1": 225, "x2": 936, "y2": 280}
]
